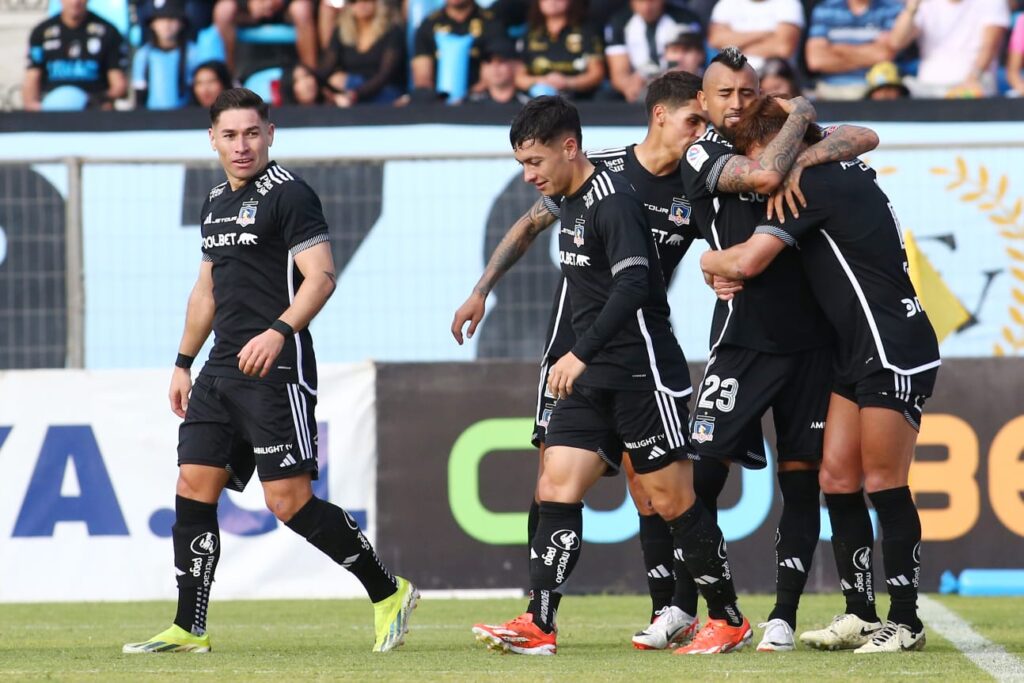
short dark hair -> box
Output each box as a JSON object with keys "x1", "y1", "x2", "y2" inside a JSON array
[
  {"x1": 645, "y1": 70, "x2": 702, "y2": 117},
  {"x1": 509, "y1": 96, "x2": 582, "y2": 149},
  {"x1": 729, "y1": 96, "x2": 822, "y2": 155},
  {"x1": 209, "y1": 87, "x2": 269, "y2": 125},
  {"x1": 710, "y1": 46, "x2": 748, "y2": 71}
]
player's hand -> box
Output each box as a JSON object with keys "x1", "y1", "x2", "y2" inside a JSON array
[
  {"x1": 767, "y1": 164, "x2": 806, "y2": 223},
  {"x1": 544, "y1": 73, "x2": 570, "y2": 91},
  {"x1": 169, "y1": 367, "x2": 193, "y2": 419},
  {"x1": 451, "y1": 292, "x2": 486, "y2": 345},
  {"x1": 775, "y1": 95, "x2": 816, "y2": 123},
  {"x1": 713, "y1": 275, "x2": 744, "y2": 301},
  {"x1": 237, "y1": 329, "x2": 286, "y2": 378},
  {"x1": 547, "y1": 351, "x2": 586, "y2": 400}
]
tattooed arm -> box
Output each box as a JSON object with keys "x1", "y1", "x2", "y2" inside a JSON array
[
  {"x1": 451, "y1": 196, "x2": 558, "y2": 344},
  {"x1": 768, "y1": 124, "x2": 879, "y2": 221},
  {"x1": 716, "y1": 96, "x2": 817, "y2": 195}
]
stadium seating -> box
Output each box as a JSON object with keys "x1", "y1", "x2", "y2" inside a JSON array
[{"x1": 243, "y1": 66, "x2": 282, "y2": 102}]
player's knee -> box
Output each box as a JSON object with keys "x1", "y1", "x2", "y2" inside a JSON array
[
  {"x1": 649, "y1": 487, "x2": 694, "y2": 520},
  {"x1": 288, "y1": 0, "x2": 314, "y2": 23},
  {"x1": 818, "y1": 465, "x2": 859, "y2": 494},
  {"x1": 536, "y1": 476, "x2": 582, "y2": 504},
  {"x1": 863, "y1": 469, "x2": 906, "y2": 495},
  {"x1": 263, "y1": 489, "x2": 311, "y2": 522}
]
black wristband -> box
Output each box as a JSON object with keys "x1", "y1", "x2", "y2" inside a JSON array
[
  {"x1": 271, "y1": 319, "x2": 294, "y2": 337},
  {"x1": 175, "y1": 353, "x2": 195, "y2": 369}
]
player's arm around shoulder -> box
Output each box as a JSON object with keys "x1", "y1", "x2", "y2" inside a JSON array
[{"x1": 699, "y1": 233, "x2": 788, "y2": 282}]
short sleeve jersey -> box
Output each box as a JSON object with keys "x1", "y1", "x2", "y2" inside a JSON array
[
  {"x1": 753, "y1": 161, "x2": 941, "y2": 383},
  {"x1": 199, "y1": 162, "x2": 330, "y2": 390},
  {"x1": 518, "y1": 24, "x2": 604, "y2": 79},
  {"x1": 680, "y1": 128, "x2": 832, "y2": 354},
  {"x1": 604, "y1": 7, "x2": 703, "y2": 75},
  {"x1": 27, "y1": 11, "x2": 128, "y2": 96},
  {"x1": 557, "y1": 168, "x2": 690, "y2": 393},
  {"x1": 413, "y1": 4, "x2": 503, "y2": 86},
  {"x1": 808, "y1": 0, "x2": 903, "y2": 85},
  {"x1": 540, "y1": 145, "x2": 701, "y2": 361}
]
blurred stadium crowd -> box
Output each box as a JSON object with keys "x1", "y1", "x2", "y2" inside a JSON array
[{"x1": 18, "y1": 0, "x2": 1024, "y2": 110}]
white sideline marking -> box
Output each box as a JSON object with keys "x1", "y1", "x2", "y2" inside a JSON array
[
  {"x1": 919, "y1": 595, "x2": 1024, "y2": 681},
  {"x1": 419, "y1": 588, "x2": 525, "y2": 600}
]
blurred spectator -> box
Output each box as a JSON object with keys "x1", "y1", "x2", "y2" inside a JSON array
[
  {"x1": 411, "y1": 0, "x2": 504, "y2": 98},
  {"x1": 278, "y1": 62, "x2": 328, "y2": 103},
  {"x1": 132, "y1": 0, "x2": 201, "y2": 109},
  {"x1": 1006, "y1": 12, "x2": 1024, "y2": 96},
  {"x1": 805, "y1": 0, "x2": 900, "y2": 100},
  {"x1": 605, "y1": 0, "x2": 703, "y2": 102},
  {"x1": 137, "y1": 0, "x2": 214, "y2": 41},
  {"x1": 468, "y1": 38, "x2": 531, "y2": 102},
  {"x1": 191, "y1": 59, "x2": 234, "y2": 106},
  {"x1": 888, "y1": 0, "x2": 1009, "y2": 97},
  {"x1": 663, "y1": 30, "x2": 706, "y2": 76},
  {"x1": 707, "y1": 0, "x2": 804, "y2": 71},
  {"x1": 318, "y1": 0, "x2": 344, "y2": 48},
  {"x1": 759, "y1": 56, "x2": 800, "y2": 96},
  {"x1": 23, "y1": 0, "x2": 128, "y2": 110},
  {"x1": 320, "y1": 0, "x2": 405, "y2": 105},
  {"x1": 213, "y1": 0, "x2": 318, "y2": 71},
  {"x1": 515, "y1": 0, "x2": 605, "y2": 98},
  {"x1": 863, "y1": 60, "x2": 909, "y2": 99}
]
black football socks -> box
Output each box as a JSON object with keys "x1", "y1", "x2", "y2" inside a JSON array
[
  {"x1": 768, "y1": 470, "x2": 821, "y2": 629},
  {"x1": 668, "y1": 501, "x2": 743, "y2": 627},
  {"x1": 825, "y1": 490, "x2": 879, "y2": 623},
  {"x1": 527, "y1": 499, "x2": 540, "y2": 553},
  {"x1": 172, "y1": 495, "x2": 220, "y2": 636},
  {"x1": 527, "y1": 501, "x2": 583, "y2": 633},
  {"x1": 285, "y1": 496, "x2": 398, "y2": 603},
  {"x1": 638, "y1": 513, "x2": 675, "y2": 620},
  {"x1": 869, "y1": 486, "x2": 924, "y2": 631}
]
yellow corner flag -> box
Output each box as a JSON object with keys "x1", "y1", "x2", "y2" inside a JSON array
[{"x1": 904, "y1": 229, "x2": 971, "y2": 343}]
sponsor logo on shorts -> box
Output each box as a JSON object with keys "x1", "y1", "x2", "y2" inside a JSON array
[
  {"x1": 648, "y1": 445, "x2": 666, "y2": 461},
  {"x1": 691, "y1": 417, "x2": 715, "y2": 443},
  {"x1": 624, "y1": 435, "x2": 662, "y2": 449},
  {"x1": 810, "y1": 421, "x2": 825, "y2": 429},
  {"x1": 191, "y1": 532, "x2": 218, "y2": 556},
  {"x1": 253, "y1": 443, "x2": 292, "y2": 455}
]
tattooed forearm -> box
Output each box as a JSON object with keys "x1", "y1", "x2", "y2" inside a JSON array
[
  {"x1": 759, "y1": 104, "x2": 815, "y2": 175},
  {"x1": 797, "y1": 125, "x2": 879, "y2": 168},
  {"x1": 717, "y1": 100, "x2": 815, "y2": 193},
  {"x1": 472, "y1": 197, "x2": 557, "y2": 297}
]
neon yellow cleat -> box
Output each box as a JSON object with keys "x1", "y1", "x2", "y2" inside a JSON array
[
  {"x1": 372, "y1": 576, "x2": 419, "y2": 653},
  {"x1": 122, "y1": 624, "x2": 211, "y2": 653}
]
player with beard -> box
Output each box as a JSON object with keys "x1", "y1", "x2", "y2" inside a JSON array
[
  {"x1": 677, "y1": 47, "x2": 880, "y2": 652},
  {"x1": 453, "y1": 71, "x2": 712, "y2": 651},
  {"x1": 699, "y1": 96, "x2": 940, "y2": 653}
]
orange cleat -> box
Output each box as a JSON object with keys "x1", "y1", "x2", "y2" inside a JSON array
[
  {"x1": 472, "y1": 613, "x2": 557, "y2": 655},
  {"x1": 673, "y1": 617, "x2": 752, "y2": 655}
]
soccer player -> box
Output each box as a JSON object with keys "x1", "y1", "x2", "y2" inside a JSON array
[
  {"x1": 123, "y1": 88, "x2": 417, "y2": 655},
  {"x1": 699, "y1": 96, "x2": 940, "y2": 653},
  {"x1": 470, "y1": 96, "x2": 752, "y2": 656},
  {"x1": 453, "y1": 71, "x2": 710, "y2": 650},
  {"x1": 678, "y1": 47, "x2": 880, "y2": 652}
]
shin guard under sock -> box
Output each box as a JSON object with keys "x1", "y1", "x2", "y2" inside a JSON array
[
  {"x1": 528, "y1": 501, "x2": 583, "y2": 632},
  {"x1": 825, "y1": 491, "x2": 878, "y2": 623},
  {"x1": 172, "y1": 495, "x2": 220, "y2": 635},
  {"x1": 638, "y1": 513, "x2": 675, "y2": 619},
  {"x1": 768, "y1": 470, "x2": 820, "y2": 629},
  {"x1": 869, "y1": 487, "x2": 923, "y2": 631},
  {"x1": 668, "y1": 501, "x2": 742, "y2": 626}
]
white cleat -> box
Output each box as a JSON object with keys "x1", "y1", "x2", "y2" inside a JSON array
[
  {"x1": 854, "y1": 621, "x2": 926, "y2": 653},
  {"x1": 756, "y1": 618, "x2": 795, "y2": 652},
  {"x1": 799, "y1": 613, "x2": 883, "y2": 651},
  {"x1": 632, "y1": 606, "x2": 700, "y2": 650}
]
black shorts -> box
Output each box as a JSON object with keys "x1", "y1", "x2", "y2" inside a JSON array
[
  {"x1": 833, "y1": 367, "x2": 938, "y2": 431},
  {"x1": 178, "y1": 374, "x2": 319, "y2": 491},
  {"x1": 544, "y1": 384, "x2": 694, "y2": 476},
  {"x1": 691, "y1": 345, "x2": 832, "y2": 469},
  {"x1": 531, "y1": 358, "x2": 559, "y2": 448}
]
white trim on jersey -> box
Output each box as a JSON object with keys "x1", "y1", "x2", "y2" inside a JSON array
[
  {"x1": 708, "y1": 196, "x2": 735, "y2": 354},
  {"x1": 593, "y1": 172, "x2": 616, "y2": 200},
  {"x1": 636, "y1": 310, "x2": 693, "y2": 398},
  {"x1": 535, "y1": 360, "x2": 550, "y2": 425},
  {"x1": 586, "y1": 147, "x2": 627, "y2": 159},
  {"x1": 542, "y1": 278, "x2": 569, "y2": 358},
  {"x1": 286, "y1": 384, "x2": 314, "y2": 461},
  {"x1": 286, "y1": 252, "x2": 319, "y2": 395},
  {"x1": 819, "y1": 229, "x2": 942, "y2": 376}
]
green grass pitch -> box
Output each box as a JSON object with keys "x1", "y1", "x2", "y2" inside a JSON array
[{"x1": 1, "y1": 594, "x2": 1021, "y2": 681}]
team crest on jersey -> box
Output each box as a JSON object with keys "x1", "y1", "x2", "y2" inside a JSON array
[
  {"x1": 668, "y1": 197, "x2": 691, "y2": 226},
  {"x1": 236, "y1": 200, "x2": 258, "y2": 227},
  {"x1": 691, "y1": 416, "x2": 715, "y2": 443},
  {"x1": 573, "y1": 218, "x2": 586, "y2": 247}
]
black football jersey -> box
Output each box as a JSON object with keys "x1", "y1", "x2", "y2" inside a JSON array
[
  {"x1": 540, "y1": 144, "x2": 700, "y2": 361},
  {"x1": 199, "y1": 162, "x2": 329, "y2": 390},
  {"x1": 557, "y1": 167, "x2": 690, "y2": 394},
  {"x1": 754, "y1": 160, "x2": 941, "y2": 383},
  {"x1": 680, "y1": 128, "x2": 832, "y2": 354}
]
